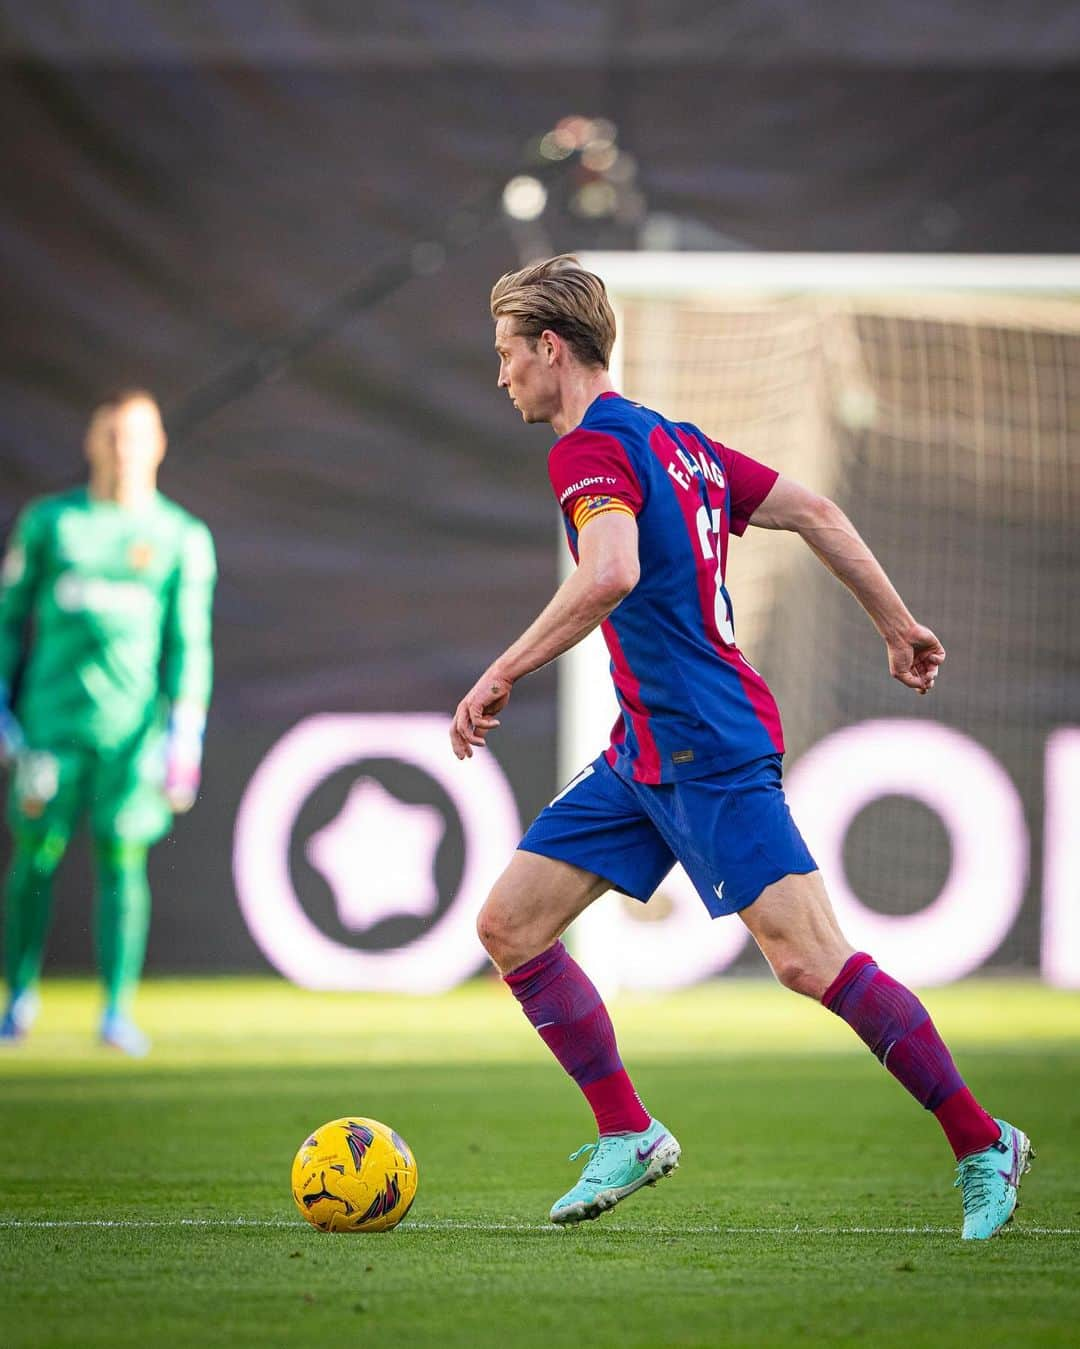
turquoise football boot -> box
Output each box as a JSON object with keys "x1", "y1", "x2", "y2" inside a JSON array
[
  {"x1": 0, "y1": 989, "x2": 39, "y2": 1043},
  {"x1": 549, "y1": 1119, "x2": 681, "y2": 1225},
  {"x1": 954, "y1": 1118, "x2": 1033, "y2": 1240}
]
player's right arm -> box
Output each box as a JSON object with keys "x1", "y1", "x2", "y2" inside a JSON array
[
  {"x1": 450, "y1": 427, "x2": 644, "y2": 760},
  {"x1": 0, "y1": 503, "x2": 45, "y2": 757},
  {"x1": 749, "y1": 473, "x2": 945, "y2": 696},
  {"x1": 449, "y1": 511, "x2": 639, "y2": 759}
]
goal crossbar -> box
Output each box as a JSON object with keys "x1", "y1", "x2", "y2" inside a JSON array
[{"x1": 580, "y1": 252, "x2": 1080, "y2": 296}]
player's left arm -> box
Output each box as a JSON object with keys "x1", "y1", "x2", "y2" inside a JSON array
[
  {"x1": 162, "y1": 519, "x2": 217, "y2": 808},
  {"x1": 0, "y1": 502, "x2": 46, "y2": 760},
  {"x1": 450, "y1": 511, "x2": 639, "y2": 760},
  {"x1": 749, "y1": 474, "x2": 945, "y2": 695}
]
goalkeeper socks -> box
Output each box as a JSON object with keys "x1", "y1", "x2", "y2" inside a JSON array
[
  {"x1": 505, "y1": 941, "x2": 650, "y2": 1135},
  {"x1": 822, "y1": 951, "x2": 999, "y2": 1160},
  {"x1": 94, "y1": 840, "x2": 151, "y2": 1016}
]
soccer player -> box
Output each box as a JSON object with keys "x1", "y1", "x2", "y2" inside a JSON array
[
  {"x1": 450, "y1": 256, "x2": 1032, "y2": 1240},
  {"x1": 0, "y1": 389, "x2": 215, "y2": 1056}
]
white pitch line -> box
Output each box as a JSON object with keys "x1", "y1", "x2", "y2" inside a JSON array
[{"x1": 0, "y1": 1218, "x2": 1077, "y2": 1236}]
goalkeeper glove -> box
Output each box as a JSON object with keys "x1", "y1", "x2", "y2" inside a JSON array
[
  {"x1": 0, "y1": 683, "x2": 24, "y2": 764},
  {"x1": 164, "y1": 703, "x2": 205, "y2": 813}
]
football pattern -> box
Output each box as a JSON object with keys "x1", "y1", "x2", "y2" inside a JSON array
[{"x1": 291, "y1": 1116, "x2": 418, "y2": 1232}]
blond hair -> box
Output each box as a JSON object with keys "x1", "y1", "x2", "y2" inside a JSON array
[
  {"x1": 92, "y1": 386, "x2": 159, "y2": 416},
  {"x1": 490, "y1": 254, "x2": 616, "y2": 369}
]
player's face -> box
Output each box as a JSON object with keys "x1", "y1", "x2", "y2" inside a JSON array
[
  {"x1": 495, "y1": 318, "x2": 559, "y2": 425},
  {"x1": 85, "y1": 397, "x2": 166, "y2": 487}
]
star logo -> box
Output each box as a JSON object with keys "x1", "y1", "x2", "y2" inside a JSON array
[{"x1": 304, "y1": 777, "x2": 445, "y2": 932}]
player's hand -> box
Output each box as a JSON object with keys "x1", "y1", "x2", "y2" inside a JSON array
[
  {"x1": 164, "y1": 749, "x2": 201, "y2": 812},
  {"x1": 887, "y1": 624, "x2": 945, "y2": 696},
  {"x1": 450, "y1": 668, "x2": 513, "y2": 760},
  {"x1": 163, "y1": 705, "x2": 205, "y2": 811}
]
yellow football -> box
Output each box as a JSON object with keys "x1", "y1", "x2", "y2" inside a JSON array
[{"x1": 290, "y1": 1116, "x2": 418, "y2": 1233}]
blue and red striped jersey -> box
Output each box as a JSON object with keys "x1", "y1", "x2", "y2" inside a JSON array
[{"x1": 549, "y1": 391, "x2": 784, "y2": 784}]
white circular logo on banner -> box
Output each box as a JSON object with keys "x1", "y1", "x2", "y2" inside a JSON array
[
  {"x1": 785, "y1": 719, "x2": 1028, "y2": 985},
  {"x1": 232, "y1": 714, "x2": 521, "y2": 992}
]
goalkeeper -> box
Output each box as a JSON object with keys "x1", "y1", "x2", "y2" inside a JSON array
[{"x1": 0, "y1": 389, "x2": 215, "y2": 1055}]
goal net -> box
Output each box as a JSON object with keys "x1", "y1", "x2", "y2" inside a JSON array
[{"x1": 563, "y1": 253, "x2": 1080, "y2": 989}]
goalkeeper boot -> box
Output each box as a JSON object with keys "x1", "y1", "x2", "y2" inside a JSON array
[
  {"x1": 549, "y1": 1118, "x2": 680, "y2": 1225},
  {"x1": 0, "y1": 989, "x2": 39, "y2": 1043},
  {"x1": 954, "y1": 1118, "x2": 1033, "y2": 1240},
  {"x1": 100, "y1": 1010, "x2": 150, "y2": 1058}
]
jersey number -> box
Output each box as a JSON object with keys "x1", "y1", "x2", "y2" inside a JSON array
[{"x1": 695, "y1": 505, "x2": 736, "y2": 646}]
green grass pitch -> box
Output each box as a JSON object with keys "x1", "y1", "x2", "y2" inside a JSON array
[{"x1": 1, "y1": 976, "x2": 1078, "y2": 1347}]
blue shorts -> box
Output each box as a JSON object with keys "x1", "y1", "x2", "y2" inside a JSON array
[{"x1": 519, "y1": 753, "x2": 817, "y2": 917}]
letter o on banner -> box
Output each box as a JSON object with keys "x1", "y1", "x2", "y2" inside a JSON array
[
  {"x1": 784, "y1": 720, "x2": 1028, "y2": 986},
  {"x1": 232, "y1": 714, "x2": 521, "y2": 993}
]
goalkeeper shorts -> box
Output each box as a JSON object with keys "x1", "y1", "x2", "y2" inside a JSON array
[{"x1": 7, "y1": 726, "x2": 172, "y2": 846}]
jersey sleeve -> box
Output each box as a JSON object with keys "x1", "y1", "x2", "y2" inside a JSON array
[
  {"x1": 547, "y1": 429, "x2": 645, "y2": 533},
  {"x1": 0, "y1": 502, "x2": 45, "y2": 691},
  {"x1": 710, "y1": 440, "x2": 779, "y2": 536},
  {"x1": 162, "y1": 518, "x2": 216, "y2": 714}
]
